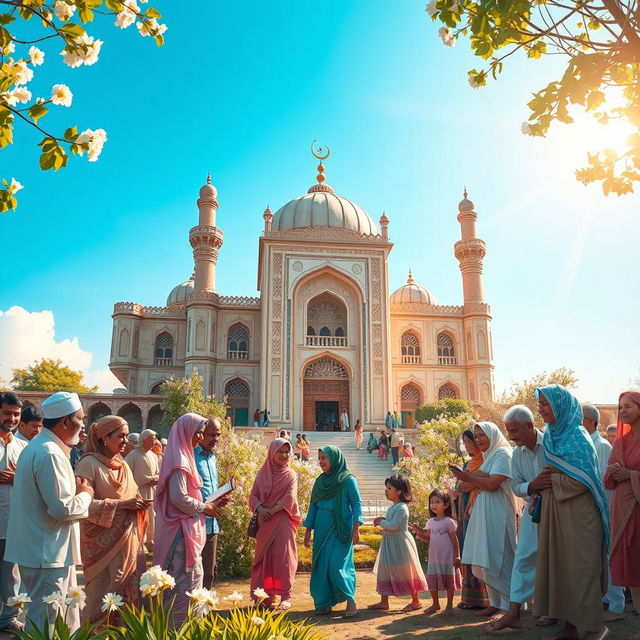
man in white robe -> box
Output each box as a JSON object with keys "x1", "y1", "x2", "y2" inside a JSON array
[
  {"x1": 489, "y1": 405, "x2": 553, "y2": 631},
  {"x1": 5, "y1": 392, "x2": 93, "y2": 633},
  {"x1": 339, "y1": 409, "x2": 350, "y2": 432},
  {"x1": 125, "y1": 428, "x2": 159, "y2": 550},
  {"x1": 0, "y1": 392, "x2": 28, "y2": 633},
  {"x1": 583, "y1": 404, "x2": 626, "y2": 623}
]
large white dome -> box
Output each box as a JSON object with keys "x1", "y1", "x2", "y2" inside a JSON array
[
  {"x1": 271, "y1": 186, "x2": 378, "y2": 236},
  {"x1": 390, "y1": 271, "x2": 437, "y2": 305}
]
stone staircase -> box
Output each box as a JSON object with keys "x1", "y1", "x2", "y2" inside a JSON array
[{"x1": 300, "y1": 431, "x2": 394, "y2": 522}]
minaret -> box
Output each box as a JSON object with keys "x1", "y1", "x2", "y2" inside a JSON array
[
  {"x1": 190, "y1": 173, "x2": 224, "y2": 291},
  {"x1": 454, "y1": 188, "x2": 486, "y2": 306}
]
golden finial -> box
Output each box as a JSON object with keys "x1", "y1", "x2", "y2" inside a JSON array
[
  {"x1": 308, "y1": 140, "x2": 334, "y2": 193},
  {"x1": 207, "y1": 172, "x2": 211, "y2": 185},
  {"x1": 463, "y1": 185, "x2": 468, "y2": 198},
  {"x1": 407, "y1": 269, "x2": 414, "y2": 284}
]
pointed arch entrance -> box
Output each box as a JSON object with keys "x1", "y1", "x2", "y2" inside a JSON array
[{"x1": 303, "y1": 357, "x2": 349, "y2": 431}]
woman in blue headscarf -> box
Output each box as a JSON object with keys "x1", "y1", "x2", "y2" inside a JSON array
[
  {"x1": 303, "y1": 445, "x2": 363, "y2": 617},
  {"x1": 534, "y1": 384, "x2": 609, "y2": 640}
]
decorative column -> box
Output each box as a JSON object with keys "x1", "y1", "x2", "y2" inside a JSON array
[
  {"x1": 190, "y1": 174, "x2": 224, "y2": 292},
  {"x1": 263, "y1": 205, "x2": 273, "y2": 233},
  {"x1": 379, "y1": 211, "x2": 389, "y2": 241}
]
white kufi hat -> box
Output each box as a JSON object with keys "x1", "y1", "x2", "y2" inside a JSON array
[{"x1": 41, "y1": 391, "x2": 82, "y2": 420}]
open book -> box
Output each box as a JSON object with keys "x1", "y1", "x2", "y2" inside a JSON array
[{"x1": 205, "y1": 479, "x2": 235, "y2": 503}]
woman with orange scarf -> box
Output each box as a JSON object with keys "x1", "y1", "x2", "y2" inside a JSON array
[
  {"x1": 605, "y1": 390, "x2": 640, "y2": 630},
  {"x1": 455, "y1": 428, "x2": 489, "y2": 609},
  {"x1": 75, "y1": 416, "x2": 149, "y2": 622}
]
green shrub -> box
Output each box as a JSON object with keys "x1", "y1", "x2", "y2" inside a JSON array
[{"x1": 414, "y1": 398, "x2": 473, "y2": 424}]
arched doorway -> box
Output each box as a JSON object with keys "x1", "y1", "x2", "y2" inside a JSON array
[
  {"x1": 117, "y1": 403, "x2": 143, "y2": 431},
  {"x1": 224, "y1": 378, "x2": 250, "y2": 426},
  {"x1": 303, "y1": 357, "x2": 349, "y2": 431},
  {"x1": 400, "y1": 383, "x2": 422, "y2": 427},
  {"x1": 88, "y1": 401, "x2": 111, "y2": 424},
  {"x1": 148, "y1": 404, "x2": 164, "y2": 432}
]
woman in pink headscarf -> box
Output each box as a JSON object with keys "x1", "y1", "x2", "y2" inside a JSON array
[
  {"x1": 153, "y1": 413, "x2": 220, "y2": 624},
  {"x1": 249, "y1": 438, "x2": 301, "y2": 610},
  {"x1": 605, "y1": 390, "x2": 640, "y2": 630}
]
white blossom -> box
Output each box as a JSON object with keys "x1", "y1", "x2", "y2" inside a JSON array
[
  {"x1": 223, "y1": 590, "x2": 243, "y2": 605},
  {"x1": 137, "y1": 18, "x2": 167, "y2": 37},
  {"x1": 139, "y1": 565, "x2": 174, "y2": 597},
  {"x1": 186, "y1": 588, "x2": 219, "y2": 617},
  {"x1": 438, "y1": 26, "x2": 455, "y2": 47},
  {"x1": 115, "y1": 0, "x2": 139, "y2": 29},
  {"x1": 76, "y1": 33, "x2": 103, "y2": 65},
  {"x1": 253, "y1": 587, "x2": 269, "y2": 601},
  {"x1": 42, "y1": 591, "x2": 66, "y2": 611},
  {"x1": 252, "y1": 616, "x2": 265, "y2": 625},
  {"x1": 8, "y1": 87, "x2": 32, "y2": 105},
  {"x1": 8, "y1": 178, "x2": 23, "y2": 194},
  {"x1": 7, "y1": 593, "x2": 30, "y2": 609},
  {"x1": 65, "y1": 587, "x2": 86, "y2": 609},
  {"x1": 13, "y1": 61, "x2": 33, "y2": 86},
  {"x1": 53, "y1": 1, "x2": 76, "y2": 21},
  {"x1": 521, "y1": 121, "x2": 534, "y2": 135},
  {"x1": 101, "y1": 593, "x2": 124, "y2": 613},
  {"x1": 61, "y1": 49, "x2": 83, "y2": 68},
  {"x1": 425, "y1": 1, "x2": 437, "y2": 16},
  {"x1": 29, "y1": 46, "x2": 45, "y2": 66},
  {"x1": 4, "y1": 42, "x2": 15, "y2": 55},
  {"x1": 51, "y1": 84, "x2": 73, "y2": 107},
  {"x1": 468, "y1": 74, "x2": 482, "y2": 89}
]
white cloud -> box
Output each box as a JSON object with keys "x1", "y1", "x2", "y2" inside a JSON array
[{"x1": 0, "y1": 306, "x2": 120, "y2": 393}]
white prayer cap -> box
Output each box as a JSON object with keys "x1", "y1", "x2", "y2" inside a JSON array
[
  {"x1": 41, "y1": 392, "x2": 82, "y2": 420},
  {"x1": 128, "y1": 432, "x2": 140, "y2": 443},
  {"x1": 161, "y1": 438, "x2": 167, "y2": 445}
]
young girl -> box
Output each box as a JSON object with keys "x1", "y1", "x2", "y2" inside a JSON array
[
  {"x1": 300, "y1": 434, "x2": 310, "y2": 462},
  {"x1": 368, "y1": 474, "x2": 428, "y2": 612},
  {"x1": 410, "y1": 489, "x2": 461, "y2": 615}
]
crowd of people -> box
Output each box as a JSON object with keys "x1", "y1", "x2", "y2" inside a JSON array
[
  {"x1": 0, "y1": 385, "x2": 637, "y2": 640},
  {"x1": 365, "y1": 428, "x2": 414, "y2": 463}
]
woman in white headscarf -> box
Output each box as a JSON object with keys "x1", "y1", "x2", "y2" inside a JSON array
[{"x1": 451, "y1": 422, "x2": 517, "y2": 619}]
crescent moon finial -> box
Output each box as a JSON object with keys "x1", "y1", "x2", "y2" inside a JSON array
[{"x1": 311, "y1": 139, "x2": 330, "y2": 161}]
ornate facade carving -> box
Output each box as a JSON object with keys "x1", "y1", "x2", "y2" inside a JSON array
[
  {"x1": 266, "y1": 227, "x2": 385, "y2": 243},
  {"x1": 304, "y1": 357, "x2": 348, "y2": 379}
]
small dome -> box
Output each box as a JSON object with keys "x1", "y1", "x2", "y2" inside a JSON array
[
  {"x1": 167, "y1": 277, "x2": 194, "y2": 306},
  {"x1": 272, "y1": 189, "x2": 378, "y2": 236},
  {"x1": 390, "y1": 270, "x2": 436, "y2": 305},
  {"x1": 199, "y1": 173, "x2": 217, "y2": 199},
  {"x1": 458, "y1": 188, "x2": 474, "y2": 212}
]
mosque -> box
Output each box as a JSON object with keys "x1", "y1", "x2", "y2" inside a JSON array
[{"x1": 108, "y1": 148, "x2": 495, "y2": 429}]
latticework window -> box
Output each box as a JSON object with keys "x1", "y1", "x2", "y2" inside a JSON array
[
  {"x1": 304, "y1": 357, "x2": 348, "y2": 379},
  {"x1": 401, "y1": 332, "x2": 420, "y2": 355},
  {"x1": 401, "y1": 383, "x2": 422, "y2": 411},
  {"x1": 155, "y1": 333, "x2": 173, "y2": 364},
  {"x1": 437, "y1": 333, "x2": 456, "y2": 365},
  {"x1": 307, "y1": 301, "x2": 344, "y2": 322},
  {"x1": 227, "y1": 324, "x2": 249, "y2": 359},
  {"x1": 225, "y1": 378, "x2": 250, "y2": 399},
  {"x1": 438, "y1": 383, "x2": 458, "y2": 399}
]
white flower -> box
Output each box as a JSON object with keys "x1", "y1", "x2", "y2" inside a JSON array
[
  {"x1": 425, "y1": 1, "x2": 437, "y2": 16},
  {"x1": 521, "y1": 121, "x2": 534, "y2": 135},
  {"x1": 4, "y1": 42, "x2": 15, "y2": 55},
  {"x1": 53, "y1": 1, "x2": 76, "y2": 21},
  {"x1": 29, "y1": 46, "x2": 45, "y2": 66},
  {"x1": 139, "y1": 565, "x2": 174, "y2": 597},
  {"x1": 13, "y1": 61, "x2": 33, "y2": 86},
  {"x1": 51, "y1": 84, "x2": 72, "y2": 107},
  {"x1": 115, "y1": 0, "x2": 139, "y2": 29},
  {"x1": 61, "y1": 49, "x2": 83, "y2": 68},
  {"x1": 253, "y1": 587, "x2": 269, "y2": 601},
  {"x1": 42, "y1": 591, "x2": 66, "y2": 611},
  {"x1": 101, "y1": 593, "x2": 124, "y2": 613},
  {"x1": 76, "y1": 128, "x2": 107, "y2": 161},
  {"x1": 3, "y1": 87, "x2": 31, "y2": 106},
  {"x1": 7, "y1": 593, "x2": 30, "y2": 609},
  {"x1": 252, "y1": 616, "x2": 265, "y2": 625},
  {"x1": 186, "y1": 588, "x2": 219, "y2": 617},
  {"x1": 65, "y1": 587, "x2": 86, "y2": 609},
  {"x1": 8, "y1": 178, "x2": 23, "y2": 194},
  {"x1": 223, "y1": 590, "x2": 243, "y2": 606},
  {"x1": 76, "y1": 33, "x2": 103, "y2": 65},
  {"x1": 438, "y1": 26, "x2": 455, "y2": 46},
  {"x1": 136, "y1": 18, "x2": 167, "y2": 37},
  {"x1": 468, "y1": 74, "x2": 482, "y2": 89}
]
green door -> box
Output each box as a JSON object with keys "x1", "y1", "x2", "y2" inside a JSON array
[{"x1": 233, "y1": 407, "x2": 249, "y2": 427}]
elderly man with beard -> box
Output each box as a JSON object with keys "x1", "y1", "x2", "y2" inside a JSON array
[
  {"x1": 0, "y1": 392, "x2": 28, "y2": 633},
  {"x1": 5, "y1": 392, "x2": 93, "y2": 633}
]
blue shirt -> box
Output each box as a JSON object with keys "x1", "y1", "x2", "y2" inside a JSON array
[{"x1": 194, "y1": 445, "x2": 219, "y2": 535}]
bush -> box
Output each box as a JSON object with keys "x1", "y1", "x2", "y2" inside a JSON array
[{"x1": 414, "y1": 398, "x2": 473, "y2": 424}]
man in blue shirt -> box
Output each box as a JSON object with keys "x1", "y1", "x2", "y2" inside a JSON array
[{"x1": 194, "y1": 416, "x2": 223, "y2": 588}]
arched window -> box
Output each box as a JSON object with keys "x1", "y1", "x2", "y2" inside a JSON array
[
  {"x1": 307, "y1": 326, "x2": 316, "y2": 336},
  {"x1": 437, "y1": 333, "x2": 456, "y2": 365},
  {"x1": 154, "y1": 332, "x2": 174, "y2": 366},
  {"x1": 319, "y1": 327, "x2": 331, "y2": 336},
  {"x1": 195, "y1": 320, "x2": 206, "y2": 351},
  {"x1": 118, "y1": 328, "x2": 129, "y2": 357},
  {"x1": 401, "y1": 384, "x2": 422, "y2": 410},
  {"x1": 469, "y1": 382, "x2": 477, "y2": 402},
  {"x1": 306, "y1": 293, "x2": 348, "y2": 347},
  {"x1": 227, "y1": 324, "x2": 249, "y2": 360},
  {"x1": 477, "y1": 330, "x2": 488, "y2": 359},
  {"x1": 438, "y1": 383, "x2": 458, "y2": 399},
  {"x1": 335, "y1": 327, "x2": 345, "y2": 337},
  {"x1": 150, "y1": 381, "x2": 165, "y2": 395},
  {"x1": 401, "y1": 332, "x2": 421, "y2": 364}
]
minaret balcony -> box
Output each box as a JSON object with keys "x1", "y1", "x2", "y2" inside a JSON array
[
  {"x1": 401, "y1": 355, "x2": 421, "y2": 364},
  {"x1": 438, "y1": 356, "x2": 457, "y2": 366},
  {"x1": 228, "y1": 350, "x2": 248, "y2": 360}
]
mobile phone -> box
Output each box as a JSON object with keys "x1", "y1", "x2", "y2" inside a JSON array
[{"x1": 448, "y1": 464, "x2": 463, "y2": 473}]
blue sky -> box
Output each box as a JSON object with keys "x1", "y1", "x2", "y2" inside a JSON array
[{"x1": 1, "y1": 0, "x2": 638, "y2": 403}]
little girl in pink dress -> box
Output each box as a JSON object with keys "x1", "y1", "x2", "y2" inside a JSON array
[{"x1": 411, "y1": 489, "x2": 461, "y2": 615}]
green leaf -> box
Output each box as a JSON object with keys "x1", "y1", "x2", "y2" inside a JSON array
[
  {"x1": 60, "y1": 22, "x2": 85, "y2": 37},
  {"x1": 78, "y1": 7, "x2": 94, "y2": 23},
  {"x1": 64, "y1": 126, "x2": 78, "y2": 141},
  {"x1": 28, "y1": 104, "x2": 49, "y2": 124},
  {"x1": 586, "y1": 90, "x2": 605, "y2": 111},
  {"x1": 0, "y1": 26, "x2": 11, "y2": 48},
  {"x1": 146, "y1": 7, "x2": 162, "y2": 18},
  {"x1": 0, "y1": 14, "x2": 16, "y2": 25}
]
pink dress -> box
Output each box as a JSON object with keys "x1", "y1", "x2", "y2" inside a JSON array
[{"x1": 426, "y1": 517, "x2": 462, "y2": 591}]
